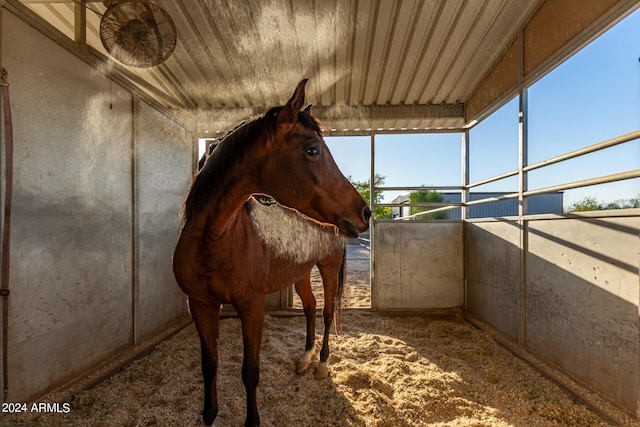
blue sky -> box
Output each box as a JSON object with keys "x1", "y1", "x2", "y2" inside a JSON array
[{"x1": 326, "y1": 8, "x2": 640, "y2": 208}]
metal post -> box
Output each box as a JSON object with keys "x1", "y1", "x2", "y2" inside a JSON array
[
  {"x1": 131, "y1": 95, "x2": 139, "y2": 345},
  {"x1": 1, "y1": 65, "x2": 12, "y2": 403},
  {"x1": 516, "y1": 27, "x2": 529, "y2": 347},
  {"x1": 518, "y1": 88, "x2": 528, "y2": 347},
  {"x1": 462, "y1": 129, "x2": 470, "y2": 309},
  {"x1": 369, "y1": 132, "x2": 375, "y2": 309},
  {"x1": 0, "y1": 4, "x2": 6, "y2": 402},
  {"x1": 519, "y1": 91, "x2": 529, "y2": 219},
  {"x1": 462, "y1": 130, "x2": 470, "y2": 221}
]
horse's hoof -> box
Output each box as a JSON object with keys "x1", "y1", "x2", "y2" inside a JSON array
[
  {"x1": 202, "y1": 407, "x2": 218, "y2": 426},
  {"x1": 203, "y1": 415, "x2": 215, "y2": 426},
  {"x1": 296, "y1": 360, "x2": 311, "y2": 374},
  {"x1": 314, "y1": 363, "x2": 329, "y2": 380},
  {"x1": 296, "y1": 349, "x2": 315, "y2": 374}
]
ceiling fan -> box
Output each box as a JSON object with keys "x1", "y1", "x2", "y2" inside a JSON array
[{"x1": 99, "y1": 0, "x2": 177, "y2": 68}]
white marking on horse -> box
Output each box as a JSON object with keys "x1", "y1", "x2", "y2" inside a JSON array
[
  {"x1": 248, "y1": 198, "x2": 343, "y2": 263},
  {"x1": 296, "y1": 348, "x2": 316, "y2": 374}
]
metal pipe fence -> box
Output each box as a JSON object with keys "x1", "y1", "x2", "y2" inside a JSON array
[{"x1": 372, "y1": 130, "x2": 639, "y2": 220}]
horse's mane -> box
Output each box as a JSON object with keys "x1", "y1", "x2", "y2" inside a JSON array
[{"x1": 180, "y1": 107, "x2": 323, "y2": 225}]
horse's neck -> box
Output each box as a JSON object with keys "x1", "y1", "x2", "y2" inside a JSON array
[
  {"x1": 200, "y1": 169, "x2": 256, "y2": 237},
  {"x1": 191, "y1": 131, "x2": 266, "y2": 237}
]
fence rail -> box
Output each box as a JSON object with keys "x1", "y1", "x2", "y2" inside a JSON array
[
  {"x1": 372, "y1": 130, "x2": 639, "y2": 220},
  {"x1": 356, "y1": 237, "x2": 370, "y2": 249}
]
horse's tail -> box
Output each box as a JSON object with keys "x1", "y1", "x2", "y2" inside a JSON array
[{"x1": 334, "y1": 243, "x2": 346, "y2": 335}]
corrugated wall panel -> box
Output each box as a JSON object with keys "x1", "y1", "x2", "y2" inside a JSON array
[{"x1": 442, "y1": 192, "x2": 563, "y2": 219}]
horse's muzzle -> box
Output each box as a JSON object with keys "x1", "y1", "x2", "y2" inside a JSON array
[{"x1": 340, "y1": 206, "x2": 370, "y2": 238}]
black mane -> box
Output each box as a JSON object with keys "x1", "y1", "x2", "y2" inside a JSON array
[{"x1": 181, "y1": 108, "x2": 323, "y2": 225}]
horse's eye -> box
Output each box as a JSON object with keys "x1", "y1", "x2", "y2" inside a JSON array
[{"x1": 306, "y1": 147, "x2": 320, "y2": 157}]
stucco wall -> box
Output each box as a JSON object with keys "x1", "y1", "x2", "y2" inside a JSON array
[{"x1": 2, "y1": 9, "x2": 191, "y2": 401}]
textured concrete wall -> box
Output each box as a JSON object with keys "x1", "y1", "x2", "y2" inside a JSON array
[
  {"x1": 2, "y1": 10, "x2": 191, "y2": 401},
  {"x1": 526, "y1": 215, "x2": 639, "y2": 412},
  {"x1": 466, "y1": 213, "x2": 640, "y2": 413},
  {"x1": 134, "y1": 102, "x2": 192, "y2": 342},
  {"x1": 372, "y1": 222, "x2": 463, "y2": 309},
  {"x1": 465, "y1": 221, "x2": 521, "y2": 340}
]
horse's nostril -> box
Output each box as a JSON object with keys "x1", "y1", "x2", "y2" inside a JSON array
[{"x1": 363, "y1": 207, "x2": 372, "y2": 222}]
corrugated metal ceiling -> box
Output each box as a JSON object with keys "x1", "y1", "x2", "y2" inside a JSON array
[{"x1": 15, "y1": 0, "x2": 549, "y2": 135}]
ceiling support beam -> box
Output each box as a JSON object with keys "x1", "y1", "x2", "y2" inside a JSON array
[
  {"x1": 73, "y1": 0, "x2": 85, "y2": 45},
  {"x1": 315, "y1": 103, "x2": 465, "y2": 121},
  {"x1": 196, "y1": 103, "x2": 465, "y2": 136}
]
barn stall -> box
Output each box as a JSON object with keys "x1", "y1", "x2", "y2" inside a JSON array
[{"x1": 0, "y1": 0, "x2": 638, "y2": 425}]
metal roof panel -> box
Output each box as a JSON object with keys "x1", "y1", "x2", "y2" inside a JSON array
[{"x1": 17, "y1": 0, "x2": 633, "y2": 135}]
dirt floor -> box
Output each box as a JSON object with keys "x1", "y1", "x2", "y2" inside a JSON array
[{"x1": 1, "y1": 245, "x2": 632, "y2": 426}]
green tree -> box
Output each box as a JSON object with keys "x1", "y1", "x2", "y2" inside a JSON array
[
  {"x1": 348, "y1": 174, "x2": 392, "y2": 220},
  {"x1": 567, "y1": 194, "x2": 640, "y2": 212},
  {"x1": 567, "y1": 196, "x2": 601, "y2": 212},
  {"x1": 409, "y1": 188, "x2": 448, "y2": 219},
  {"x1": 603, "y1": 194, "x2": 640, "y2": 210}
]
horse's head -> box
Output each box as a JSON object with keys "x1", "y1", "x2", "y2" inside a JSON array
[{"x1": 258, "y1": 79, "x2": 370, "y2": 237}]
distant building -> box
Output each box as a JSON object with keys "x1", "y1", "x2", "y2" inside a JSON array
[{"x1": 391, "y1": 192, "x2": 563, "y2": 220}]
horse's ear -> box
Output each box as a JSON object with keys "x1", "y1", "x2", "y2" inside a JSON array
[
  {"x1": 279, "y1": 79, "x2": 307, "y2": 124},
  {"x1": 303, "y1": 104, "x2": 312, "y2": 115}
]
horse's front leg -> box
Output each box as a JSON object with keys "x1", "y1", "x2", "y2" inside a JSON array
[
  {"x1": 294, "y1": 272, "x2": 316, "y2": 374},
  {"x1": 237, "y1": 297, "x2": 265, "y2": 427},
  {"x1": 188, "y1": 297, "x2": 221, "y2": 426},
  {"x1": 316, "y1": 266, "x2": 339, "y2": 380}
]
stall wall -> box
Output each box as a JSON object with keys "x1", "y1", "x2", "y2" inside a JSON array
[
  {"x1": 134, "y1": 102, "x2": 192, "y2": 342},
  {"x1": 465, "y1": 220, "x2": 521, "y2": 339},
  {"x1": 526, "y1": 215, "x2": 639, "y2": 412},
  {"x1": 372, "y1": 222, "x2": 463, "y2": 310},
  {"x1": 2, "y1": 10, "x2": 191, "y2": 401},
  {"x1": 466, "y1": 213, "x2": 640, "y2": 413}
]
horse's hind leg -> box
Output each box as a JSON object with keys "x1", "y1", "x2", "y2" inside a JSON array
[
  {"x1": 188, "y1": 297, "x2": 221, "y2": 426},
  {"x1": 294, "y1": 272, "x2": 316, "y2": 374}
]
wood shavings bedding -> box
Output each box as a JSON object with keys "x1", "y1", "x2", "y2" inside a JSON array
[{"x1": 2, "y1": 312, "x2": 615, "y2": 427}]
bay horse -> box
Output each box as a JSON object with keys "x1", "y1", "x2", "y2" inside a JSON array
[
  {"x1": 198, "y1": 137, "x2": 348, "y2": 381},
  {"x1": 173, "y1": 79, "x2": 370, "y2": 426}
]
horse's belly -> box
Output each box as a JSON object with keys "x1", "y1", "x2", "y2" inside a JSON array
[
  {"x1": 262, "y1": 259, "x2": 314, "y2": 294},
  {"x1": 174, "y1": 224, "x2": 315, "y2": 303}
]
